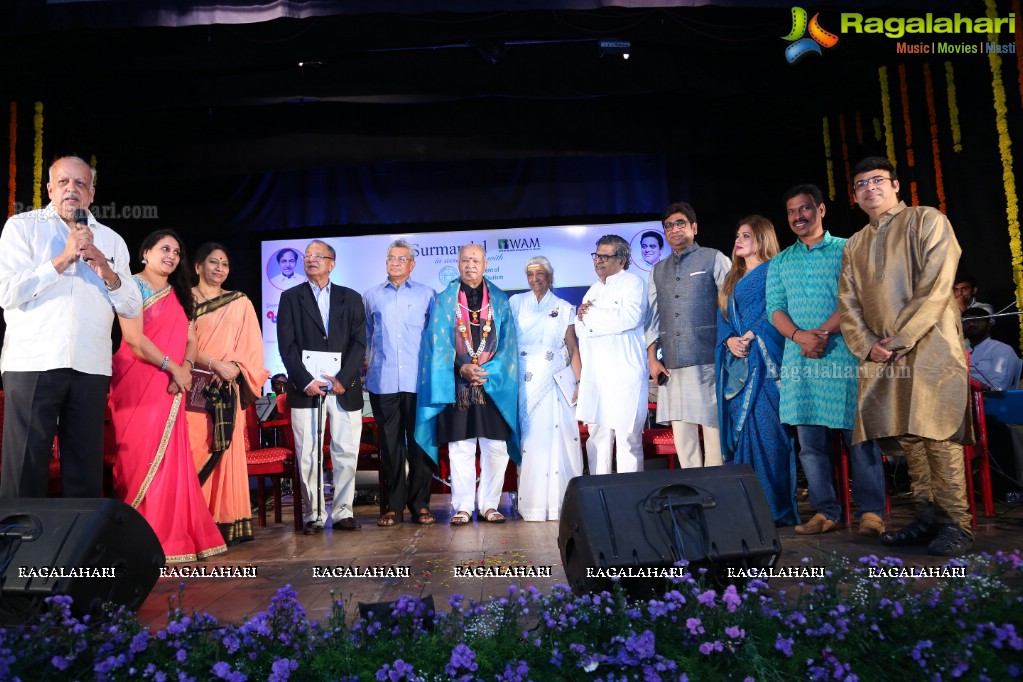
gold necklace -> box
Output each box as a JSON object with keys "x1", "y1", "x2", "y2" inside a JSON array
[{"x1": 196, "y1": 286, "x2": 223, "y2": 302}]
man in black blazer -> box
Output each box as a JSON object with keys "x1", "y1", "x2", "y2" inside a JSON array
[{"x1": 277, "y1": 240, "x2": 366, "y2": 534}]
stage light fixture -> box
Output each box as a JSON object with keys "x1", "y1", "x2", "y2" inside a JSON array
[{"x1": 599, "y1": 40, "x2": 630, "y2": 59}]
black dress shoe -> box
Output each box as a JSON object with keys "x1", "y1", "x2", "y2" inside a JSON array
[
  {"x1": 302, "y1": 521, "x2": 323, "y2": 535},
  {"x1": 332, "y1": 517, "x2": 362, "y2": 531}
]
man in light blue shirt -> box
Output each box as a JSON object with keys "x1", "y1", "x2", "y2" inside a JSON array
[{"x1": 364, "y1": 239, "x2": 436, "y2": 526}]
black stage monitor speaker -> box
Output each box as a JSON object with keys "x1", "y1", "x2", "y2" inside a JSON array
[
  {"x1": 558, "y1": 465, "x2": 781, "y2": 597},
  {"x1": 0, "y1": 498, "x2": 165, "y2": 623}
]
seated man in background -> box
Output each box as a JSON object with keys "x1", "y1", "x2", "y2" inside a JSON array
[{"x1": 963, "y1": 305, "x2": 1020, "y2": 391}]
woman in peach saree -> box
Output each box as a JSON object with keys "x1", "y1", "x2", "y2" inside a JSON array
[
  {"x1": 186, "y1": 242, "x2": 269, "y2": 545},
  {"x1": 110, "y1": 229, "x2": 227, "y2": 563}
]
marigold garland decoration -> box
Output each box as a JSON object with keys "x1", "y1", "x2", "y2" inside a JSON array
[
  {"x1": 879, "y1": 66, "x2": 897, "y2": 167},
  {"x1": 945, "y1": 61, "x2": 963, "y2": 153},
  {"x1": 923, "y1": 63, "x2": 947, "y2": 214},
  {"x1": 32, "y1": 101, "x2": 43, "y2": 210},
  {"x1": 895, "y1": 64, "x2": 919, "y2": 204},
  {"x1": 822, "y1": 116, "x2": 836, "y2": 201},
  {"x1": 872, "y1": 117, "x2": 882, "y2": 143},
  {"x1": 7, "y1": 102, "x2": 15, "y2": 218},
  {"x1": 839, "y1": 114, "x2": 853, "y2": 206},
  {"x1": 985, "y1": 0, "x2": 1022, "y2": 347}
]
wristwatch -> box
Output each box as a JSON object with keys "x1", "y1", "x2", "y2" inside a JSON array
[{"x1": 106, "y1": 276, "x2": 121, "y2": 291}]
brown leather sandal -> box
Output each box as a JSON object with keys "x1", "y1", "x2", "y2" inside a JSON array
[
  {"x1": 415, "y1": 509, "x2": 436, "y2": 525},
  {"x1": 377, "y1": 511, "x2": 401, "y2": 527}
]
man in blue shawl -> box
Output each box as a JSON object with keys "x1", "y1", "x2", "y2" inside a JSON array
[{"x1": 415, "y1": 244, "x2": 520, "y2": 525}]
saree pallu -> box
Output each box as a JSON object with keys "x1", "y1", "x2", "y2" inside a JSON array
[
  {"x1": 715, "y1": 261, "x2": 799, "y2": 525},
  {"x1": 110, "y1": 285, "x2": 227, "y2": 563},
  {"x1": 185, "y1": 292, "x2": 269, "y2": 544}
]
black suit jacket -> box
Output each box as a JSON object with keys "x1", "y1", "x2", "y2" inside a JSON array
[{"x1": 276, "y1": 281, "x2": 366, "y2": 412}]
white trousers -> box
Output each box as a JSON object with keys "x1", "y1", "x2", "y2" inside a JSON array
[
  {"x1": 586, "y1": 421, "x2": 644, "y2": 475},
  {"x1": 448, "y1": 437, "x2": 509, "y2": 514},
  {"x1": 291, "y1": 399, "x2": 362, "y2": 524},
  {"x1": 671, "y1": 421, "x2": 723, "y2": 468}
]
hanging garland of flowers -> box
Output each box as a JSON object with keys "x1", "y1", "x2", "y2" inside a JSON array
[
  {"x1": 7, "y1": 102, "x2": 15, "y2": 218},
  {"x1": 822, "y1": 116, "x2": 836, "y2": 201},
  {"x1": 945, "y1": 62, "x2": 963, "y2": 153},
  {"x1": 985, "y1": 0, "x2": 1022, "y2": 347},
  {"x1": 897, "y1": 64, "x2": 919, "y2": 205},
  {"x1": 32, "y1": 101, "x2": 42, "y2": 210},
  {"x1": 923, "y1": 63, "x2": 947, "y2": 214},
  {"x1": 839, "y1": 114, "x2": 853, "y2": 206},
  {"x1": 872, "y1": 117, "x2": 882, "y2": 143},
  {"x1": 878, "y1": 67, "x2": 897, "y2": 166}
]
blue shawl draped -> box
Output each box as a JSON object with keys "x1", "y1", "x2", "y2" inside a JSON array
[{"x1": 414, "y1": 277, "x2": 521, "y2": 465}]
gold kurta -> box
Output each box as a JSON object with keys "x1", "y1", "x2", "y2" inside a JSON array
[{"x1": 838, "y1": 201, "x2": 969, "y2": 444}]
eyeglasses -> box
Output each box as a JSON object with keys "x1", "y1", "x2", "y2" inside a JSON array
[
  {"x1": 591, "y1": 252, "x2": 617, "y2": 263},
  {"x1": 386, "y1": 255, "x2": 411, "y2": 263},
  {"x1": 304, "y1": 254, "x2": 334, "y2": 262},
  {"x1": 664, "y1": 219, "x2": 691, "y2": 231},
  {"x1": 853, "y1": 175, "x2": 892, "y2": 191}
]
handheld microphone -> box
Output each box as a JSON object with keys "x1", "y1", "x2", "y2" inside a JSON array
[{"x1": 73, "y1": 208, "x2": 93, "y2": 262}]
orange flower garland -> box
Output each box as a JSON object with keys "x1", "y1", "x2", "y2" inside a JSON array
[
  {"x1": 822, "y1": 116, "x2": 836, "y2": 201},
  {"x1": 945, "y1": 62, "x2": 963, "y2": 153},
  {"x1": 878, "y1": 67, "x2": 896, "y2": 166},
  {"x1": 897, "y1": 64, "x2": 919, "y2": 205},
  {"x1": 7, "y1": 102, "x2": 15, "y2": 218},
  {"x1": 923, "y1": 63, "x2": 947, "y2": 214},
  {"x1": 32, "y1": 101, "x2": 42, "y2": 210}
]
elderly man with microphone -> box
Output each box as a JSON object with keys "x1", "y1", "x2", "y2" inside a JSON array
[{"x1": 0, "y1": 155, "x2": 141, "y2": 498}]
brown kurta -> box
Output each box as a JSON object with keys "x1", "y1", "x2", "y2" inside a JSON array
[{"x1": 838, "y1": 201, "x2": 969, "y2": 444}]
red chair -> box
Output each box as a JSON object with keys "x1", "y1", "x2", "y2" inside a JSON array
[
  {"x1": 244, "y1": 404, "x2": 302, "y2": 531},
  {"x1": 834, "y1": 432, "x2": 891, "y2": 527},
  {"x1": 641, "y1": 427, "x2": 677, "y2": 469},
  {"x1": 964, "y1": 379, "x2": 995, "y2": 521}
]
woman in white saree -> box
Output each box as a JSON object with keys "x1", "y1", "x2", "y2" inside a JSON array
[{"x1": 509, "y1": 256, "x2": 583, "y2": 522}]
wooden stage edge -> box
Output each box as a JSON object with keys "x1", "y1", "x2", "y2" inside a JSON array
[{"x1": 134, "y1": 491, "x2": 1023, "y2": 628}]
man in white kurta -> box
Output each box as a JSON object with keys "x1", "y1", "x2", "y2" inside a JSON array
[{"x1": 576, "y1": 235, "x2": 649, "y2": 475}]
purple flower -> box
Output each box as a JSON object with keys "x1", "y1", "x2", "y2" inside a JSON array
[
  {"x1": 722, "y1": 585, "x2": 741, "y2": 612},
  {"x1": 51, "y1": 655, "x2": 71, "y2": 671},
  {"x1": 686, "y1": 618, "x2": 704, "y2": 635},
  {"x1": 697, "y1": 590, "x2": 716, "y2": 607},
  {"x1": 725, "y1": 625, "x2": 745, "y2": 639},
  {"x1": 775, "y1": 635, "x2": 794, "y2": 657}
]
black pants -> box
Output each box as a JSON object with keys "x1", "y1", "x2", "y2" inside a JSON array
[
  {"x1": 368, "y1": 391, "x2": 433, "y2": 514},
  {"x1": 1, "y1": 369, "x2": 108, "y2": 498}
]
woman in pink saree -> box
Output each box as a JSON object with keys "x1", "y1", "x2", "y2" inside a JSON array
[{"x1": 110, "y1": 229, "x2": 227, "y2": 563}]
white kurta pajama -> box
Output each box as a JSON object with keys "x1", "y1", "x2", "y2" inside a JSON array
[
  {"x1": 576, "y1": 269, "x2": 649, "y2": 474},
  {"x1": 510, "y1": 290, "x2": 583, "y2": 521}
]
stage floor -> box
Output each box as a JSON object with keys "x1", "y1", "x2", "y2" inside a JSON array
[{"x1": 135, "y1": 489, "x2": 1023, "y2": 628}]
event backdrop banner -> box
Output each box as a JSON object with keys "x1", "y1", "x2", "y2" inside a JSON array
[{"x1": 260, "y1": 220, "x2": 664, "y2": 383}]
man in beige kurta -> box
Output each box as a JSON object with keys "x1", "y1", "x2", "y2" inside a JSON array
[{"x1": 838, "y1": 156, "x2": 973, "y2": 557}]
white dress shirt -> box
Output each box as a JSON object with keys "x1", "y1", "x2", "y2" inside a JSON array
[
  {"x1": 575, "y1": 269, "x2": 649, "y2": 432},
  {"x1": 0, "y1": 204, "x2": 141, "y2": 375}
]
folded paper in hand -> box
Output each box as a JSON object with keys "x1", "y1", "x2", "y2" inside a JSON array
[
  {"x1": 186, "y1": 368, "x2": 215, "y2": 413},
  {"x1": 553, "y1": 364, "x2": 578, "y2": 406},
  {"x1": 303, "y1": 350, "x2": 342, "y2": 386}
]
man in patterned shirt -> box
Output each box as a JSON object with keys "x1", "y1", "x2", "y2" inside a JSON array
[{"x1": 765, "y1": 184, "x2": 886, "y2": 537}]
